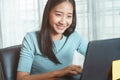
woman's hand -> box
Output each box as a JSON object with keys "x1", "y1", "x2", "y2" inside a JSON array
[
  {"x1": 53, "y1": 65, "x2": 82, "y2": 78},
  {"x1": 17, "y1": 65, "x2": 82, "y2": 80}
]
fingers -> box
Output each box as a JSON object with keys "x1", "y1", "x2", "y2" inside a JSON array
[
  {"x1": 69, "y1": 70, "x2": 78, "y2": 75},
  {"x1": 55, "y1": 65, "x2": 82, "y2": 78},
  {"x1": 68, "y1": 65, "x2": 82, "y2": 75}
]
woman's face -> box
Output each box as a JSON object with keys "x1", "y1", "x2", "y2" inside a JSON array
[{"x1": 49, "y1": 1, "x2": 73, "y2": 35}]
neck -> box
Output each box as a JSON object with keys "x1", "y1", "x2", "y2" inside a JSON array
[{"x1": 51, "y1": 33, "x2": 63, "y2": 40}]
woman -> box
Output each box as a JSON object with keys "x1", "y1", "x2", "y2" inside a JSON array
[{"x1": 17, "y1": 0, "x2": 88, "y2": 80}]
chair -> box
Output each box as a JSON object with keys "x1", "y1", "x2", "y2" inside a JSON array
[
  {"x1": 80, "y1": 38, "x2": 120, "y2": 80},
  {"x1": 0, "y1": 45, "x2": 21, "y2": 80},
  {"x1": 0, "y1": 45, "x2": 57, "y2": 80}
]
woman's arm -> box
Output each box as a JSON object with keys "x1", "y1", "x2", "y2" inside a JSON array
[
  {"x1": 17, "y1": 65, "x2": 82, "y2": 80},
  {"x1": 17, "y1": 71, "x2": 57, "y2": 80}
]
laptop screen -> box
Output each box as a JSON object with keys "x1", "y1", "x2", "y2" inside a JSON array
[{"x1": 80, "y1": 38, "x2": 120, "y2": 80}]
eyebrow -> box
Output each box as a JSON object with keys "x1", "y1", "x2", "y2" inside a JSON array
[{"x1": 55, "y1": 10, "x2": 73, "y2": 15}]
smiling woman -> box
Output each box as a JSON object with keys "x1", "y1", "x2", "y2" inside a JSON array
[{"x1": 16, "y1": 0, "x2": 88, "y2": 80}]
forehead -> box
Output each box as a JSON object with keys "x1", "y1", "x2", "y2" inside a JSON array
[{"x1": 51, "y1": 1, "x2": 73, "y2": 13}]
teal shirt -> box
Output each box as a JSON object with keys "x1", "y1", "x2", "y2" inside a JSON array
[{"x1": 17, "y1": 31, "x2": 88, "y2": 79}]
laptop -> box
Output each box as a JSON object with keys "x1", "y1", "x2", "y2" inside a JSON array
[{"x1": 80, "y1": 38, "x2": 120, "y2": 80}]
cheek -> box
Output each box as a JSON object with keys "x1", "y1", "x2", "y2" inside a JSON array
[
  {"x1": 49, "y1": 15, "x2": 59, "y2": 24},
  {"x1": 68, "y1": 19, "x2": 73, "y2": 26}
]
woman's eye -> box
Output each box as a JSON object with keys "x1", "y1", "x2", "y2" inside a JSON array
[
  {"x1": 56, "y1": 14, "x2": 61, "y2": 17},
  {"x1": 67, "y1": 15, "x2": 72, "y2": 18}
]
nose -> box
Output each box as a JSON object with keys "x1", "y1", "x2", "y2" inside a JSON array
[{"x1": 59, "y1": 17, "x2": 66, "y2": 25}]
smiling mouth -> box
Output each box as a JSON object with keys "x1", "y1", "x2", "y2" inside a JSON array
[
  {"x1": 56, "y1": 24, "x2": 66, "y2": 29},
  {"x1": 57, "y1": 26, "x2": 65, "y2": 30}
]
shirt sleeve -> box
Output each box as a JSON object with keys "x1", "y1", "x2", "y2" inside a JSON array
[
  {"x1": 17, "y1": 33, "x2": 35, "y2": 72},
  {"x1": 74, "y1": 32, "x2": 88, "y2": 56},
  {"x1": 77, "y1": 37, "x2": 88, "y2": 56}
]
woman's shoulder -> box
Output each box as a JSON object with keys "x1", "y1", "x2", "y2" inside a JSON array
[
  {"x1": 68, "y1": 31, "x2": 86, "y2": 43},
  {"x1": 69, "y1": 31, "x2": 82, "y2": 38},
  {"x1": 26, "y1": 30, "x2": 38, "y2": 36},
  {"x1": 23, "y1": 31, "x2": 39, "y2": 42},
  {"x1": 25, "y1": 31, "x2": 38, "y2": 38}
]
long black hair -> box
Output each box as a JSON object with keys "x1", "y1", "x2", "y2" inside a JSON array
[{"x1": 38, "y1": 0, "x2": 77, "y2": 64}]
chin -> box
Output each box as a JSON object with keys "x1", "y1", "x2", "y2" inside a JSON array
[{"x1": 56, "y1": 30, "x2": 65, "y2": 34}]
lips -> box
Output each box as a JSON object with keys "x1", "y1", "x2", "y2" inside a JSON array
[
  {"x1": 56, "y1": 24, "x2": 66, "y2": 30},
  {"x1": 57, "y1": 26, "x2": 65, "y2": 30}
]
